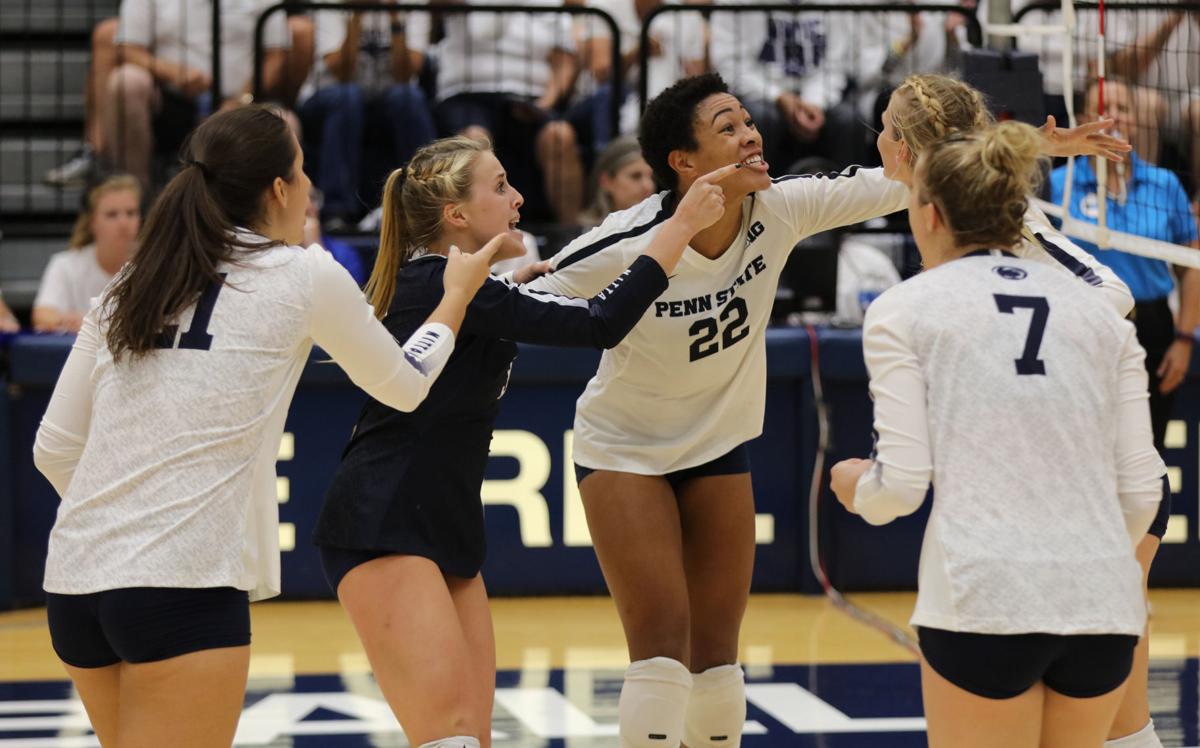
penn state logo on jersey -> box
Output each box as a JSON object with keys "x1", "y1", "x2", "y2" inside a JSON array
[{"x1": 993, "y1": 265, "x2": 1028, "y2": 281}]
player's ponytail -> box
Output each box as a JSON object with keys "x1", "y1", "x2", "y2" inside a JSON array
[
  {"x1": 915, "y1": 121, "x2": 1045, "y2": 249},
  {"x1": 104, "y1": 106, "x2": 295, "y2": 361},
  {"x1": 366, "y1": 135, "x2": 490, "y2": 318}
]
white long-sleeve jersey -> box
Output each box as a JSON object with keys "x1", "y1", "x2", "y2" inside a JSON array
[
  {"x1": 35, "y1": 239, "x2": 454, "y2": 601},
  {"x1": 528, "y1": 167, "x2": 908, "y2": 474},
  {"x1": 854, "y1": 251, "x2": 1163, "y2": 636}
]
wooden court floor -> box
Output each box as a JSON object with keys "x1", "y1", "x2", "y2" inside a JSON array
[{"x1": 2, "y1": 591, "x2": 1199, "y2": 746}]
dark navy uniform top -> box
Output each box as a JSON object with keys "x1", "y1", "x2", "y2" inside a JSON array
[{"x1": 313, "y1": 253, "x2": 668, "y2": 577}]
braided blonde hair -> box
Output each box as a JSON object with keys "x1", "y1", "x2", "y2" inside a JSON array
[
  {"x1": 915, "y1": 121, "x2": 1046, "y2": 249},
  {"x1": 891, "y1": 74, "x2": 992, "y2": 159},
  {"x1": 365, "y1": 135, "x2": 492, "y2": 318}
]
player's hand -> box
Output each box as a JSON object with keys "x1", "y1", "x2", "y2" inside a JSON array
[
  {"x1": 442, "y1": 242, "x2": 504, "y2": 298},
  {"x1": 830, "y1": 458, "x2": 873, "y2": 514},
  {"x1": 1039, "y1": 116, "x2": 1132, "y2": 162},
  {"x1": 674, "y1": 162, "x2": 742, "y2": 234},
  {"x1": 0, "y1": 313, "x2": 18, "y2": 333},
  {"x1": 1158, "y1": 338, "x2": 1193, "y2": 393},
  {"x1": 512, "y1": 259, "x2": 552, "y2": 285}
]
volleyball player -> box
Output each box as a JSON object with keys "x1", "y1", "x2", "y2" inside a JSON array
[
  {"x1": 875, "y1": 74, "x2": 1175, "y2": 748},
  {"x1": 312, "y1": 135, "x2": 734, "y2": 748},
  {"x1": 33, "y1": 106, "x2": 497, "y2": 748},
  {"x1": 831, "y1": 121, "x2": 1165, "y2": 748},
  {"x1": 517, "y1": 72, "x2": 1131, "y2": 748}
]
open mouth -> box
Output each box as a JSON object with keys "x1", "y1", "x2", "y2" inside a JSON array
[
  {"x1": 508, "y1": 217, "x2": 520, "y2": 231},
  {"x1": 739, "y1": 154, "x2": 768, "y2": 171}
]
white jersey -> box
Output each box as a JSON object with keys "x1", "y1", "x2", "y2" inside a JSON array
[
  {"x1": 33, "y1": 245, "x2": 116, "y2": 315},
  {"x1": 1017, "y1": 202, "x2": 1133, "y2": 316},
  {"x1": 527, "y1": 167, "x2": 908, "y2": 474},
  {"x1": 854, "y1": 252, "x2": 1164, "y2": 636},
  {"x1": 36, "y1": 238, "x2": 454, "y2": 601}
]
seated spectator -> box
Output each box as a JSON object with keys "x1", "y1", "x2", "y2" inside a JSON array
[
  {"x1": 710, "y1": 2, "x2": 859, "y2": 168},
  {"x1": 578, "y1": 136, "x2": 655, "y2": 228},
  {"x1": 106, "y1": 0, "x2": 291, "y2": 187},
  {"x1": 297, "y1": 6, "x2": 436, "y2": 225},
  {"x1": 303, "y1": 189, "x2": 368, "y2": 286},
  {"x1": 45, "y1": 17, "x2": 119, "y2": 187},
  {"x1": 0, "y1": 292, "x2": 19, "y2": 333},
  {"x1": 417, "y1": 0, "x2": 585, "y2": 224},
  {"x1": 33, "y1": 175, "x2": 141, "y2": 333},
  {"x1": 569, "y1": 0, "x2": 706, "y2": 157}
]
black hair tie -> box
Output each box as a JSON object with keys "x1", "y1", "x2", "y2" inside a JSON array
[{"x1": 185, "y1": 159, "x2": 211, "y2": 178}]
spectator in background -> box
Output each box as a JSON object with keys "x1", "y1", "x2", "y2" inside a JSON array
[
  {"x1": 304, "y1": 189, "x2": 368, "y2": 286},
  {"x1": 578, "y1": 136, "x2": 656, "y2": 228},
  {"x1": 1051, "y1": 78, "x2": 1200, "y2": 452},
  {"x1": 33, "y1": 175, "x2": 141, "y2": 334},
  {"x1": 297, "y1": 6, "x2": 437, "y2": 225},
  {"x1": 569, "y1": 0, "x2": 706, "y2": 157},
  {"x1": 45, "y1": 18, "x2": 119, "y2": 187},
  {"x1": 0, "y1": 293, "x2": 19, "y2": 333},
  {"x1": 417, "y1": 0, "x2": 585, "y2": 224},
  {"x1": 106, "y1": 0, "x2": 292, "y2": 187},
  {"x1": 710, "y1": 2, "x2": 858, "y2": 168}
]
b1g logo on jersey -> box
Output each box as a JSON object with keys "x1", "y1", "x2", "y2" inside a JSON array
[
  {"x1": 746, "y1": 221, "x2": 766, "y2": 245},
  {"x1": 993, "y1": 266, "x2": 1027, "y2": 281}
]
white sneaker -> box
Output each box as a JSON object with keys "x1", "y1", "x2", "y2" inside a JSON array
[{"x1": 45, "y1": 146, "x2": 96, "y2": 187}]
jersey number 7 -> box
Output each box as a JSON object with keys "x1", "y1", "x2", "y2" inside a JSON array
[{"x1": 994, "y1": 294, "x2": 1049, "y2": 376}]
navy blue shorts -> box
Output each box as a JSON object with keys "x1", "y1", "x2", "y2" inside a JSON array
[
  {"x1": 574, "y1": 443, "x2": 751, "y2": 490},
  {"x1": 1146, "y1": 475, "x2": 1171, "y2": 540},
  {"x1": 918, "y1": 626, "x2": 1137, "y2": 700},
  {"x1": 46, "y1": 587, "x2": 250, "y2": 668}
]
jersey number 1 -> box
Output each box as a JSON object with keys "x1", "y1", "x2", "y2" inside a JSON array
[
  {"x1": 154, "y1": 275, "x2": 226, "y2": 351},
  {"x1": 993, "y1": 294, "x2": 1049, "y2": 376}
]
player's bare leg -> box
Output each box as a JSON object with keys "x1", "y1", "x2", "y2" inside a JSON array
[
  {"x1": 1107, "y1": 534, "x2": 1162, "y2": 746},
  {"x1": 920, "y1": 657, "x2": 1044, "y2": 748},
  {"x1": 337, "y1": 555, "x2": 489, "y2": 746},
  {"x1": 60, "y1": 662, "x2": 120, "y2": 746},
  {"x1": 582, "y1": 471, "x2": 693, "y2": 746},
  {"x1": 114, "y1": 647, "x2": 250, "y2": 748}
]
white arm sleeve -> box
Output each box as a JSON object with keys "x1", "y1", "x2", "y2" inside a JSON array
[
  {"x1": 1114, "y1": 323, "x2": 1168, "y2": 545},
  {"x1": 33, "y1": 308, "x2": 100, "y2": 496},
  {"x1": 524, "y1": 225, "x2": 638, "y2": 299},
  {"x1": 853, "y1": 291, "x2": 934, "y2": 525},
  {"x1": 306, "y1": 247, "x2": 453, "y2": 413},
  {"x1": 775, "y1": 167, "x2": 909, "y2": 242},
  {"x1": 1021, "y1": 203, "x2": 1134, "y2": 317}
]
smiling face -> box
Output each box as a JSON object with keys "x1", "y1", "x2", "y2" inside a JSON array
[
  {"x1": 673, "y1": 93, "x2": 772, "y2": 195},
  {"x1": 458, "y1": 150, "x2": 525, "y2": 259}
]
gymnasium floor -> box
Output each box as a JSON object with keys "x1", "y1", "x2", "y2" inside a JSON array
[{"x1": 1, "y1": 591, "x2": 1197, "y2": 746}]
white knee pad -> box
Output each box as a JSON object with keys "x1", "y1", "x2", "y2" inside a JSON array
[
  {"x1": 1106, "y1": 720, "x2": 1163, "y2": 748},
  {"x1": 619, "y1": 657, "x2": 693, "y2": 748},
  {"x1": 417, "y1": 737, "x2": 481, "y2": 748},
  {"x1": 684, "y1": 663, "x2": 746, "y2": 747}
]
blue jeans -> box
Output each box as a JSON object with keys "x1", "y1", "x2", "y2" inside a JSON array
[
  {"x1": 299, "y1": 83, "x2": 366, "y2": 218},
  {"x1": 376, "y1": 84, "x2": 437, "y2": 168}
]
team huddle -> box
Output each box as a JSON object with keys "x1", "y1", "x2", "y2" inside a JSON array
[{"x1": 34, "y1": 72, "x2": 1167, "y2": 748}]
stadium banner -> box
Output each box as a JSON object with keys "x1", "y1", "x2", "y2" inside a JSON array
[{"x1": 3, "y1": 328, "x2": 1197, "y2": 608}]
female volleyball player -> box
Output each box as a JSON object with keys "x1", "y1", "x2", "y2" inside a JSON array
[
  {"x1": 831, "y1": 121, "x2": 1165, "y2": 748},
  {"x1": 33, "y1": 106, "x2": 497, "y2": 748},
  {"x1": 313, "y1": 135, "x2": 733, "y2": 748},
  {"x1": 519, "y1": 72, "x2": 1133, "y2": 748},
  {"x1": 876, "y1": 73, "x2": 1172, "y2": 748}
]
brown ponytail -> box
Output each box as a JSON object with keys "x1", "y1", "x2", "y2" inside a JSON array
[{"x1": 104, "y1": 105, "x2": 296, "y2": 361}]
